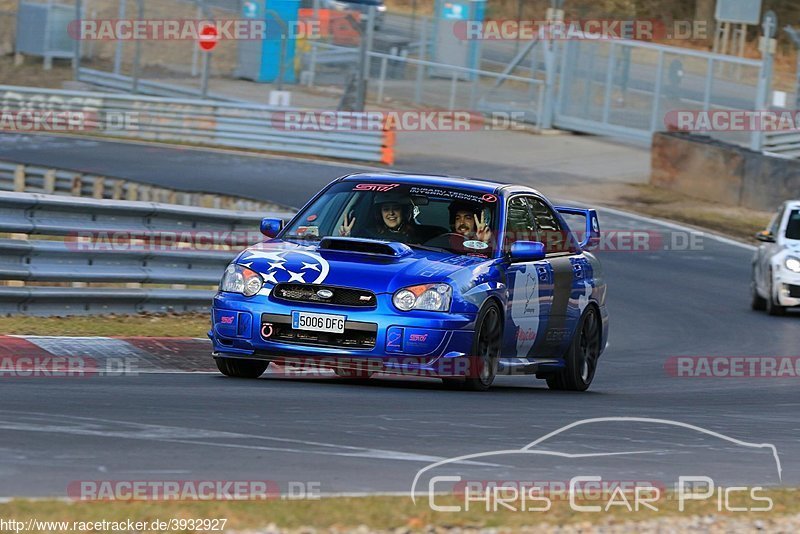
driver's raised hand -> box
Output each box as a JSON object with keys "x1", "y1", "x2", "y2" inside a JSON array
[
  {"x1": 474, "y1": 213, "x2": 492, "y2": 243},
  {"x1": 339, "y1": 212, "x2": 356, "y2": 237}
]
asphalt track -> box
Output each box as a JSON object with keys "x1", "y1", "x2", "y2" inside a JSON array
[
  {"x1": 0, "y1": 134, "x2": 369, "y2": 209},
  {"x1": 1, "y1": 136, "x2": 799, "y2": 498}
]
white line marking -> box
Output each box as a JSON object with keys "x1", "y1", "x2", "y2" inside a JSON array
[{"x1": 0, "y1": 411, "x2": 498, "y2": 466}]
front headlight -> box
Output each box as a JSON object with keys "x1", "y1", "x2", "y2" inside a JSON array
[
  {"x1": 219, "y1": 264, "x2": 263, "y2": 297},
  {"x1": 785, "y1": 256, "x2": 800, "y2": 273},
  {"x1": 393, "y1": 283, "x2": 452, "y2": 312}
]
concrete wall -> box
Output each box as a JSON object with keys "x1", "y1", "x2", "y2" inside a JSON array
[{"x1": 651, "y1": 131, "x2": 800, "y2": 212}]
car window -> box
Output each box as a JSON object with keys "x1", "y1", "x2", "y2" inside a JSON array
[
  {"x1": 786, "y1": 209, "x2": 800, "y2": 240},
  {"x1": 281, "y1": 182, "x2": 498, "y2": 257},
  {"x1": 504, "y1": 196, "x2": 536, "y2": 253},
  {"x1": 528, "y1": 197, "x2": 566, "y2": 253}
]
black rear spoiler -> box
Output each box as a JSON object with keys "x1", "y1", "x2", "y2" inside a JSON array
[{"x1": 555, "y1": 206, "x2": 600, "y2": 251}]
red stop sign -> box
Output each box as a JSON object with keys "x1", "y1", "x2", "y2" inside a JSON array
[{"x1": 198, "y1": 24, "x2": 218, "y2": 51}]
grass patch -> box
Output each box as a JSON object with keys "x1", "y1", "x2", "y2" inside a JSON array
[
  {"x1": 618, "y1": 184, "x2": 772, "y2": 242},
  {"x1": 1, "y1": 490, "x2": 798, "y2": 532},
  {"x1": 0, "y1": 312, "x2": 209, "y2": 337}
]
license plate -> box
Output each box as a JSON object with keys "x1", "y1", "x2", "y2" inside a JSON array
[{"x1": 291, "y1": 311, "x2": 346, "y2": 334}]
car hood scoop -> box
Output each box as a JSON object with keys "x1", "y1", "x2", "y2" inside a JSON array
[
  {"x1": 235, "y1": 239, "x2": 489, "y2": 294},
  {"x1": 317, "y1": 237, "x2": 412, "y2": 257}
]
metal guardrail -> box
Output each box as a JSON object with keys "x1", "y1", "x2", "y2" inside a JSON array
[
  {"x1": 762, "y1": 130, "x2": 800, "y2": 158},
  {"x1": 0, "y1": 192, "x2": 296, "y2": 316},
  {"x1": 76, "y1": 68, "x2": 243, "y2": 102},
  {"x1": 0, "y1": 85, "x2": 395, "y2": 164}
]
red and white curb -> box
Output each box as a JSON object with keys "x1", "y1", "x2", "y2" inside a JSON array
[{"x1": 0, "y1": 336, "x2": 216, "y2": 374}]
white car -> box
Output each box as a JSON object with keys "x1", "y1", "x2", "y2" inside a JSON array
[{"x1": 752, "y1": 200, "x2": 800, "y2": 315}]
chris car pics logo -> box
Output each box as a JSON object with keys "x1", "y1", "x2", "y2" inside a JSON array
[{"x1": 410, "y1": 417, "x2": 781, "y2": 514}]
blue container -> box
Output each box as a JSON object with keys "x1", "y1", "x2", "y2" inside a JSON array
[
  {"x1": 431, "y1": 0, "x2": 486, "y2": 80},
  {"x1": 238, "y1": 0, "x2": 300, "y2": 83}
]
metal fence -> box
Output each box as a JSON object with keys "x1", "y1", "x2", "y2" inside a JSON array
[
  {"x1": 75, "y1": 68, "x2": 241, "y2": 101},
  {"x1": 0, "y1": 191, "x2": 295, "y2": 316},
  {"x1": 12, "y1": 1, "x2": 782, "y2": 153},
  {"x1": 303, "y1": 41, "x2": 547, "y2": 125},
  {"x1": 554, "y1": 37, "x2": 771, "y2": 149},
  {"x1": 73, "y1": 0, "x2": 242, "y2": 98},
  {"x1": 0, "y1": 8, "x2": 15, "y2": 56},
  {"x1": 0, "y1": 85, "x2": 395, "y2": 163},
  {"x1": 297, "y1": 14, "x2": 774, "y2": 149}
]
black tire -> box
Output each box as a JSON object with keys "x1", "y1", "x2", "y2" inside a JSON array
[
  {"x1": 766, "y1": 270, "x2": 786, "y2": 316},
  {"x1": 751, "y1": 283, "x2": 767, "y2": 311},
  {"x1": 215, "y1": 357, "x2": 269, "y2": 378},
  {"x1": 547, "y1": 306, "x2": 601, "y2": 392},
  {"x1": 751, "y1": 266, "x2": 767, "y2": 311},
  {"x1": 462, "y1": 302, "x2": 503, "y2": 391},
  {"x1": 441, "y1": 377, "x2": 465, "y2": 389}
]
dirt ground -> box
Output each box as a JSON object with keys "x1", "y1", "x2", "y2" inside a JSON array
[
  {"x1": 0, "y1": 54, "x2": 73, "y2": 87},
  {"x1": 548, "y1": 181, "x2": 772, "y2": 243}
]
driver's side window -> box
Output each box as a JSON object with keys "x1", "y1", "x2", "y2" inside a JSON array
[{"x1": 504, "y1": 196, "x2": 536, "y2": 253}]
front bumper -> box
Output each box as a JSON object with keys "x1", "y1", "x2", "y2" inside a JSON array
[
  {"x1": 209, "y1": 291, "x2": 478, "y2": 377},
  {"x1": 775, "y1": 270, "x2": 800, "y2": 307}
]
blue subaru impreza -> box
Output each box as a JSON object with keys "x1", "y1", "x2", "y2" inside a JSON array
[{"x1": 210, "y1": 173, "x2": 608, "y2": 391}]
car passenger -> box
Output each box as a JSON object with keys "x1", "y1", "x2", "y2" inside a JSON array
[
  {"x1": 340, "y1": 193, "x2": 423, "y2": 242},
  {"x1": 449, "y1": 201, "x2": 493, "y2": 244}
]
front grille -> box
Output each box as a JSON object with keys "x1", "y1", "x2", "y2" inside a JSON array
[
  {"x1": 788, "y1": 284, "x2": 800, "y2": 298},
  {"x1": 272, "y1": 283, "x2": 377, "y2": 308},
  {"x1": 261, "y1": 313, "x2": 377, "y2": 349}
]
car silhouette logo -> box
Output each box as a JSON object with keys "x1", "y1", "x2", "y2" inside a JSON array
[{"x1": 317, "y1": 289, "x2": 334, "y2": 299}]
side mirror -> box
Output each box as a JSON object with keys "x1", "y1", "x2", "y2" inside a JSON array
[
  {"x1": 755, "y1": 230, "x2": 775, "y2": 243},
  {"x1": 510, "y1": 241, "x2": 546, "y2": 262},
  {"x1": 260, "y1": 218, "x2": 284, "y2": 238}
]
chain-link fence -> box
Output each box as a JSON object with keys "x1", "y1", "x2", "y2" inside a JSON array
[
  {"x1": 555, "y1": 37, "x2": 768, "y2": 148},
  {"x1": 0, "y1": 5, "x2": 17, "y2": 56},
  {"x1": 74, "y1": 0, "x2": 241, "y2": 96},
  {"x1": 7, "y1": 0, "x2": 778, "y2": 149},
  {"x1": 298, "y1": 9, "x2": 545, "y2": 123}
]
